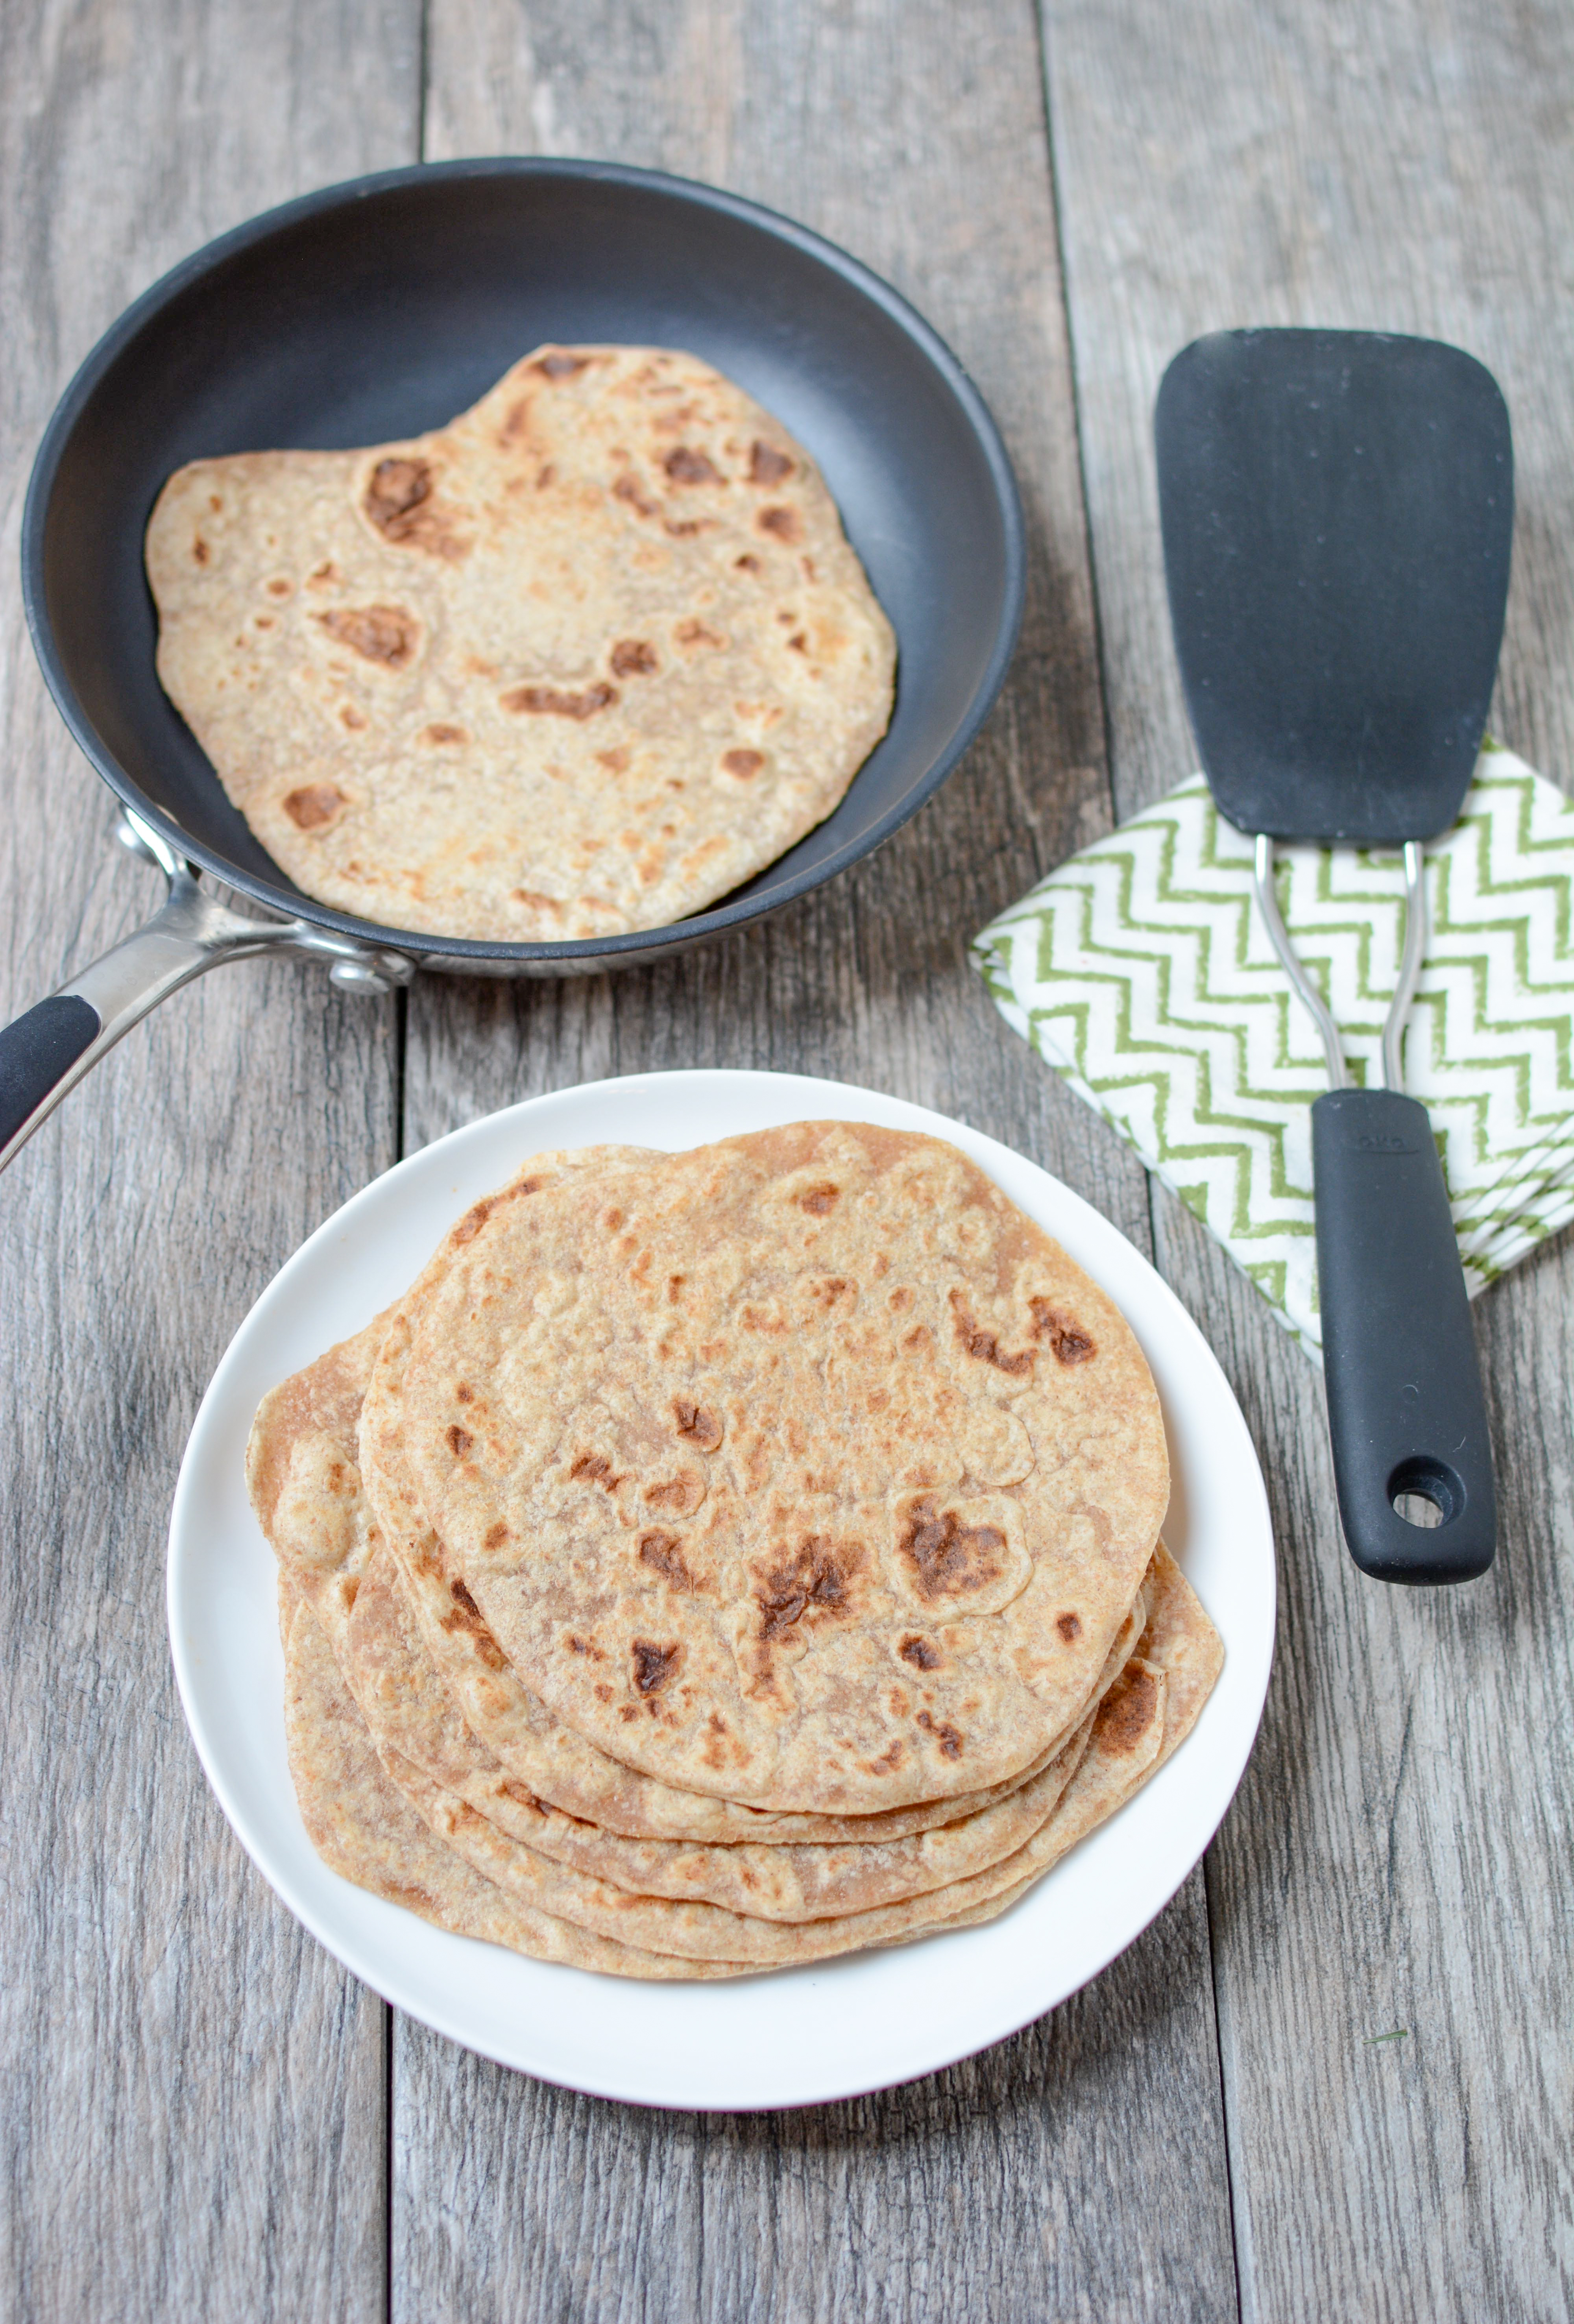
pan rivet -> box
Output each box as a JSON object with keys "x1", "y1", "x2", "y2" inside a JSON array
[{"x1": 329, "y1": 959, "x2": 401, "y2": 996}]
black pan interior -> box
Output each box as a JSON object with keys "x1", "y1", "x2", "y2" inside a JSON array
[{"x1": 24, "y1": 161, "x2": 1024, "y2": 965}]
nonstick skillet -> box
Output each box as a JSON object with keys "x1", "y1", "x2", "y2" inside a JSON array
[{"x1": 2, "y1": 159, "x2": 1025, "y2": 1172}]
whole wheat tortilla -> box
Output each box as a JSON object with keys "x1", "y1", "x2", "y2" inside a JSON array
[
  {"x1": 363, "y1": 1304, "x2": 1141, "y2": 1846},
  {"x1": 244, "y1": 1142, "x2": 1084, "y2": 1848},
  {"x1": 246, "y1": 1241, "x2": 1145, "y2": 1916},
  {"x1": 345, "y1": 1536, "x2": 1111, "y2": 1920},
  {"x1": 400, "y1": 1123, "x2": 1171, "y2": 1812},
  {"x1": 350, "y1": 1143, "x2": 1108, "y2": 1845},
  {"x1": 349, "y1": 1561, "x2": 1206, "y2": 1969},
  {"x1": 287, "y1": 1539, "x2": 1218, "y2": 1975},
  {"x1": 281, "y1": 1581, "x2": 748, "y2": 1980},
  {"x1": 146, "y1": 345, "x2": 895, "y2": 942}
]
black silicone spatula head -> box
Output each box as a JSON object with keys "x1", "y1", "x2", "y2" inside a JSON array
[
  {"x1": 1153, "y1": 327, "x2": 1509, "y2": 1587},
  {"x1": 1155, "y1": 329, "x2": 1512, "y2": 844}
]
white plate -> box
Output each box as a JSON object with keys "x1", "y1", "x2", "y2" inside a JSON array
[{"x1": 169, "y1": 1070, "x2": 1275, "y2": 2110}]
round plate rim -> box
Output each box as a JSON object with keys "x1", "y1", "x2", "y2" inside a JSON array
[{"x1": 167, "y1": 1068, "x2": 1275, "y2": 2110}]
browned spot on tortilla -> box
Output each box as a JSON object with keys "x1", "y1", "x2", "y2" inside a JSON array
[
  {"x1": 483, "y1": 1521, "x2": 510, "y2": 1550},
  {"x1": 613, "y1": 473, "x2": 659, "y2": 519},
  {"x1": 643, "y1": 1470, "x2": 704, "y2": 1517},
  {"x1": 364, "y1": 458, "x2": 432, "y2": 539},
  {"x1": 787, "y1": 631, "x2": 809, "y2": 654},
  {"x1": 897, "y1": 1494, "x2": 1009, "y2": 1604},
  {"x1": 512, "y1": 889, "x2": 564, "y2": 916},
  {"x1": 898, "y1": 1633, "x2": 941, "y2": 1670},
  {"x1": 664, "y1": 446, "x2": 723, "y2": 485},
  {"x1": 446, "y1": 1424, "x2": 473, "y2": 1458},
  {"x1": 1094, "y1": 1662, "x2": 1159, "y2": 1756},
  {"x1": 530, "y1": 351, "x2": 592, "y2": 380},
  {"x1": 422, "y1": 722, "x2": 468, "y2": 745},
  {"x1": 454, "y1": 1383, "x2": 473, "y2": 1403},
  {"x1": 317, "y1": 602, "x2": 419, "y2": 668},
  {"x1": 734, "y1": 553, "x2": 761, "y2": 573},
  {"x1": 950, "y1": 1291, "x2": 1034, "y2": 1376},
  {"x1": 498, "y1": 1778, "x2": 540, "y2": 1809},
  {"x1": 266, "y1": 578, "x2": 292, "y2": 597},
  {"x1": 632, "y1": 1638, "x2": 680, "y2": 1695},
  {"x1": 798, "y1": 1181, "x2": 838, "y2": 1214},
  {"x1": 283, "y1": 783, "x2": 347, "y2": 831},
  {"x1": 748, "y1": 440, "x2": 794, "y2": 484},
  {"x1": 758, "y1": 505, "x2": 802, "y2": 543},
  {"x1": 209, "y1": 495, "x2": 223, "y2": 512},
  {"x1": 440, "y1": 1577, "x2": 505, "y2": 1669},
  {"x1": 672, "y1": 1398, "x2": 722, "y2": 1452},
  {"x1": 756, "y1": 1537, "x2": 861, "y2": 1642},
  {"x1": 916, "y1": 1709, "x2": 964, "y2": 1760},
  {"x1": 610, "y1": 638, "x2": 657, "y2": 678},
  {"x1": 192, "y1": 536, "x2": 209, "y2": 564},
  {"x1": 720, "y1": 748, "x2": 763, "y2": 780},
  {"x1": 1030, "y1": 1298, "x2": 1097, "y2": 1364},
  {"x1": 571, "y1": 1452, "x2": 623, "y2": 1491},
  {"x1": 338, "y1": 706, "x2": 366, "y2": 731},
  {"x1": 597, "y1": 745, "x2": 631, "y2": 773},
  {"x1": 501, "y1": 682, "x2": 618, "y2": 719},
  {"x1": 637, "y1": 1530, "x2": 694, "y2": 1591},
  {"x1": 675, "y1": 619, "x2": 724, "y2": 648},
  {"x1": 1057, "y1": 1610, "x2": 1083, "y2": 1642}
]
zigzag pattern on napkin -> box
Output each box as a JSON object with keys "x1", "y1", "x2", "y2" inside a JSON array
[{"x1": 974, "y1": 747, "x2": 1574, "y2": 1357}]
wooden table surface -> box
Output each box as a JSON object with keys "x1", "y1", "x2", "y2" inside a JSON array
[{"x1": 3, "y1": 2, "x2": 1571, "y2": 2316}]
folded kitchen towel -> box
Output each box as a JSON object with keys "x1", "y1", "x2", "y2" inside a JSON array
[{"x1": 973, "y1": 743, "x2": 1574, "y2": 1360}]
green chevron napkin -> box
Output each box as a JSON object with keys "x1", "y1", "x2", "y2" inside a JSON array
[{"x1": 973, "y1": 743, "x2": 1574, "y2": 1360}]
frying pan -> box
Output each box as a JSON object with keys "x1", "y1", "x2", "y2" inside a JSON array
[{"x1": 2, "y1": 159, "x2": 1025, "y2": 1171}]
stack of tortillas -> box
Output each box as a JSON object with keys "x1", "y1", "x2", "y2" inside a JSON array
[{"x1": 248, "y1": 1122, "x2": 1223, "y2": 1980}]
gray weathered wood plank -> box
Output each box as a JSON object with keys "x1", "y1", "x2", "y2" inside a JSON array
[
  {"x1": 394, "y1": 4, "x2": 1240, "y2": 2320},
  {"x1": 1041, "y1": 0, "x2": 1574, "y2": 2315},
  {"x1": 0, "y1": 1, "x2": 421, "y2": 2313}
]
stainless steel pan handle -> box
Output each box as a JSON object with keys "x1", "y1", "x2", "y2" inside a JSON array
[{"x1": 0, "y1": 811, "x2": 414, "y2": 1174}]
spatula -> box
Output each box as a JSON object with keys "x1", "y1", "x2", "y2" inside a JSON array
[{"x1": 1155, "y1": 328, "x2": 1511, "y2": 1585}]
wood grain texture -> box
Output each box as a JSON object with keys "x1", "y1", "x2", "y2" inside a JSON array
[
  {"x1": 9, "y1": 1, "x2": 1572, "y2": 2315},
  {"x1": 397, "y1": 3, "x2": 1238, "y2": 2320},
  {"x1": 392, "y1": 1896, "x2": 1227, "y2": 2324},
  {"x1": 0, "y1": 1, "x2": 419, "y2": 2314},
  {"x1": 1041, "y1": 2, "x2": 1574, "y2": 2316}
]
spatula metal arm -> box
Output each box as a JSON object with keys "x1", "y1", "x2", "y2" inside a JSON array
[
  {"x1": 1312, "y1": 1088, "x2": 1496, "y2": 1584},
  {"x1": 1252, "y1": 838, "x2": 1349, "y2": 1089}
]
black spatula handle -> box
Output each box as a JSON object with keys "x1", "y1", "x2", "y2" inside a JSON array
[{"x1": 1312, "y1": 1088, "x2": 1495, "y2": 1583}]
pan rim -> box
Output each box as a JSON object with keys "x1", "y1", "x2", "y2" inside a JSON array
[{"x1": 21, "y1": 155, "x2": 1025, "y2": 967}]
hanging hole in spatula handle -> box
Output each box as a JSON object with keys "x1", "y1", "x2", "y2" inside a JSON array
[{"x1": 1312, "y1": 1088, "x2": 1496, "y2": 1584}]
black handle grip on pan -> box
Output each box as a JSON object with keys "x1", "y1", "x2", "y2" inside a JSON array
[
  {"x1": 1313, "y1": 1087, "x2": 1496, "y2": 1583},
  {"x1": 0, "y1": 998, "x2": 102, "y2": 1156}
]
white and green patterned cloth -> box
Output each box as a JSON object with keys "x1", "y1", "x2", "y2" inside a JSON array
[{"x1": 973, "y1": 743, "x2": 1574, "y2": 1360}]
